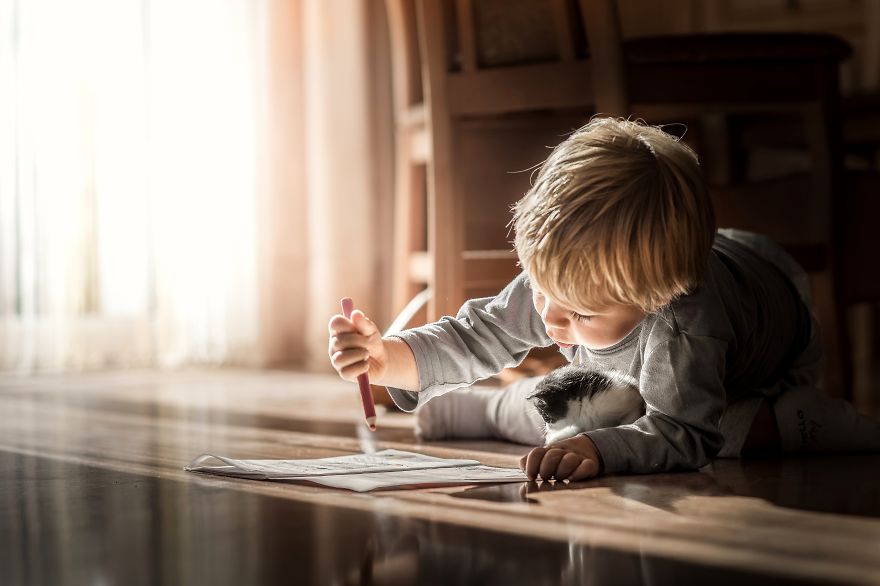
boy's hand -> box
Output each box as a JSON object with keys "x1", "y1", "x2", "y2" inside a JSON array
[
  {"x1": 328, "y1": 310, "x2": 388, "y2": 383},
  {"x1": 519, "y1": 434, "x2": 603, "y2": 482}
]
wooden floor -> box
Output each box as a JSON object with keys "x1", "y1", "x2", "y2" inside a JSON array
[{"x1": 2, "y1": 369, "x2": 879, "y2": 586}]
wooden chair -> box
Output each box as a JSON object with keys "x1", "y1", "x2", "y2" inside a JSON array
[
  {"x1": 384, "y1": 0, "x2": 627, "y2": 323},
  {"x1": 385, "y1": 0, "x2": 430, "y2": 320},
  {"x1": 386, "y1": 0, "x2": 854, "y2": 396}
]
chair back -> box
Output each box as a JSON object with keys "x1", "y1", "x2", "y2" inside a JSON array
[{"x1": 410, "y1": 0, "x2": 629, "y2": 317}]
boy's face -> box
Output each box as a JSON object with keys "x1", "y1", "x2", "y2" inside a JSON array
[{"x1": 530, "y1": 282, "x2": 646, "y2": 350}]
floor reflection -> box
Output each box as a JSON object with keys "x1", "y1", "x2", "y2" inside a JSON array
[
  {"x1": 0, "y1": 387, "x2": 417, "y2": 444},
  {"x1": 599, "y1": 455, "x2": 880, "y2": 518},
  {"x1": 1, "y1": 451, "x2": 835, "y2": 586},
  {"x1": 451, "y1": 479, "x2": 585, "y2": 504},
  {"x1": 452, "y1": 456, "x2": 880, "y2": 519},
  {"x1": 451, "y1": 481, "x2": 539, "y2": 503}
]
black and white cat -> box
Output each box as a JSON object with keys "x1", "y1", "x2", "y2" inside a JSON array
[{"x1": 528, "y1": 365, "x2": 645, "y2": 444}]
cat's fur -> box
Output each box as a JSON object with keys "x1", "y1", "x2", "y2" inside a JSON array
[{"x1": 527, "y1": 365, "x2": 645, "y2": 444}]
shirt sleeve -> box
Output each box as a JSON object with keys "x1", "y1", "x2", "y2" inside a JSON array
[
  {"x1": 584, "y1": 334, "x2": 727, "y2": 473},
  {"x1": 386, "y1": 272, "x2": 554, "y2": 412}
]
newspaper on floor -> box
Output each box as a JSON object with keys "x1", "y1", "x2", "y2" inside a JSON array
[
  {"x1": 185, "y1": 448, "x2": 528, "y2": 492},
  {"x1": 295, "y1": 464, "x2": 529, "y2": 492}
]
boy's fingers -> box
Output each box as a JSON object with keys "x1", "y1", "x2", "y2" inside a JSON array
[
  {"x1": 525, "y1": 447, "x2": 548, "y2": 480},
  {"x1": 554, "y1": 452, "x2": 583, "y2": 481},
  {"x1": 351, "y1": 310, "x2": 379, "y2": 337},
  {"x1": 339, "y1": 359, "x2": 370, "y2": 381},
  {"x1": 538, "y1": 448, "x2": 567, "y2": 480},
  {"x1": 328, "y1": 314, "x2": 356, "y2": 335},
  {"x1": 329, "y1": 332, "x2": 371, "y2": 354},
  {"x1": 331, "y1": 349, "x2": 370, "y2": 370},
  {"x1": 569, "y1": 458, "x2": 599, "y2": 482}
]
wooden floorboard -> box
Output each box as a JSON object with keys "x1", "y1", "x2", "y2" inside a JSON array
[{"x1": 1, "y1": 368, "x2": 879, "y2": 586}]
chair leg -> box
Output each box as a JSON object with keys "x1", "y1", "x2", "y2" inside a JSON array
[
  {"x1": 849, "y1": 302, "x2": 879, "y2": 413},
  {"x1": 391, "y1": 139, "x2": 428, "y2": 317},
  {"x1": 386, "y1": 287, "x2": 431, "y2": 335},
  {"x1": 801, "y1": 62, "x2": 853, "y2": 401},
  {"x1": 700, "y1": 113, "x2": 746, "y2": 187},
  {"x1": 810, "y1": 270, "x2": 854, "y2": 400}
]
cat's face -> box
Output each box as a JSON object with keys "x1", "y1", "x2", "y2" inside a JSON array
[{"x1": 528, "y1": 366, "x2": 644, "y2": 445}]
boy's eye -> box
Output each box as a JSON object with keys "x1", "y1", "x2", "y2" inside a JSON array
[{"x1": 570, "y1": 312, "x2": 593, "y2": 323}]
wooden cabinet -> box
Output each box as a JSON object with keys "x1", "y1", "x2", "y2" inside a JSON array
[
  {"x1": 618, "y1": 0, "x2": 879, "y2": 93},
  {"x1": 700, "y1": 0, "x2": 880, "y2": 93}
]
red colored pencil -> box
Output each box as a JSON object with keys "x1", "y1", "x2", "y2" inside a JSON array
[{"x1": 341, "y1": 297, "x2": 377, "y2": 431}]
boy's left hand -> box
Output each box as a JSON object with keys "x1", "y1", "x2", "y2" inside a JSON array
[{"x1": 519, "y1": 434, "x2": 603, "y2": 482}]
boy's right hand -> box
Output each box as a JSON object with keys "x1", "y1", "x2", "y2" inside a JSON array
[{"x1": 328, "y1": 310, "x2": 388, "y2": 383}]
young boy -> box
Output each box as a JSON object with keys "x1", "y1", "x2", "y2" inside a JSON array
[{"x1": 327, "y1": 117, "x2": 880, "y2": 482}]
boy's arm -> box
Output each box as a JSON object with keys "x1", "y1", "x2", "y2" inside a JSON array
[
  {"x1": 386, "y1": 271, "x2": 554, "y2": 412},
  {"x1": 374, "y1": 336, "x2": 419, "y2": 391},
  {"x1": 584, "y1": 334, "x2": 728, "y2": 473}
]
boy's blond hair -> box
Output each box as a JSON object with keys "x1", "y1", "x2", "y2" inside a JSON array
[{"x1": 512, "y1": 117, "x2": 715, "y2": 313}]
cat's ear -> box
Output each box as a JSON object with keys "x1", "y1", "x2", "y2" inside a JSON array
[
  {"x1": 528, "y1": 393, "x2": 547, "y2": 412},
  {"x1": 526, "y1": 385, "x2": 550, "y2": 402},
  {"x1": 527, "y1": 392, "x2": 553, "y2": 422}
]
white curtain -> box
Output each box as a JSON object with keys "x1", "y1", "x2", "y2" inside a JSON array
[{"x1": 0, "y1": 0, "x2": 393, "y2": 372}]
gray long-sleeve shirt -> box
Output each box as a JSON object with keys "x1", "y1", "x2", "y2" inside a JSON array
[{"x1": 388, "y1": 231, "x2": 811, "y2": 473}]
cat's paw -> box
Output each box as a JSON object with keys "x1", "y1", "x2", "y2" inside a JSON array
[{"x1": 544, "y1": 424, "x2": 582, "y2": 445}]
